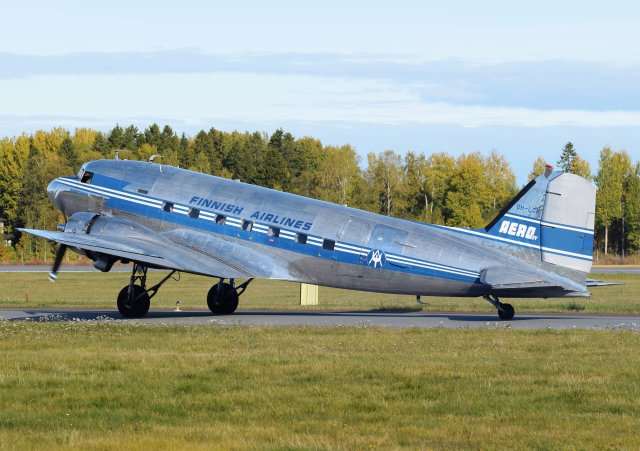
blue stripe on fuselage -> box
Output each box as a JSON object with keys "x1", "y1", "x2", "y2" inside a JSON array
[
  {"x1": 428, "y1": 218, "x2": 593, "y2": 261},
  {"x1": 61, "y1": 176, "x2": 480, "y2": 283}
]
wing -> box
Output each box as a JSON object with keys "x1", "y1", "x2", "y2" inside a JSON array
[
  {"x1": 19, "y1": 226, "x2": 293, "y2": 280},
  {"x1": 480, "y1": 266, "x2": 590, "y2": 297}
]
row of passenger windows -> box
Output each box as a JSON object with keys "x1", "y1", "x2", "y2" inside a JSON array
[
  {"x1": 79, "y1": 179, "x2": 337, "y2": 251},
  {"x1": 81, "y1": 177, "x2": 336, "y2": 251},
  {"x1": 162, "y1": 201, "x2": 336, "y2": 250}
]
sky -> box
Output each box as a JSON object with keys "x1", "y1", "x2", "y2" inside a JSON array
[{"x1": 1, "y1": 0, "x2": 639, "y2": 184}]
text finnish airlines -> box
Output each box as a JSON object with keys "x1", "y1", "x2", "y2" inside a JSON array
[{"x1": 189, "y1": 196, "x2": 312, "y2": 231}]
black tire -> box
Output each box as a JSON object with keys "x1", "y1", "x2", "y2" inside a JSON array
[
  {"x1": 498, "y1": 303, "x2": 515, "y2": 321},
  {"x1": 207, "y1": 283, "x2": 239, "y2": 314},
  {"x1": 117, "y1": 285, "x2": 150, "y2": 318}
]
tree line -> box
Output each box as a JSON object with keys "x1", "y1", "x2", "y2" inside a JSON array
[{"x1": 0, "y1": 125, "x2": 638, "y2": 262}]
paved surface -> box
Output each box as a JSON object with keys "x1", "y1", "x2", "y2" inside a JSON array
[
  {"x1": 1, "y1": 308, "x2": 639, "y2": 330},
  {"x1": 591, "y1": 266, "x2": 640, "y2": 274}
]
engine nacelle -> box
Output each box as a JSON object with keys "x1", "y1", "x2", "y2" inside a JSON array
[
  {"x1": 62, "y1": 212, "x2": 158, "y2": 272},
  {"x1": 63, "y1": 212, "x2": 100, "y2": 235}
]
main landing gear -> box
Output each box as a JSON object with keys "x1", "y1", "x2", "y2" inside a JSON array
[
  {"x1": 207, "y1": 278, "x2": 253, "y2": 314},
  {"x1": 117, "y1": 263, "x2": 178, "y2": 318},
  {"x1": 483, "y1": 294, "x2": 515, "y2": 321},
  {"x1": 116, "y1": 263, "x2": 254, "y2": 318}
]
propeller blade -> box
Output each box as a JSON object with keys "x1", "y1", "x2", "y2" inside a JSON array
[{"x1": 49, "y1": 244, "x2": 67, "y2": 282}]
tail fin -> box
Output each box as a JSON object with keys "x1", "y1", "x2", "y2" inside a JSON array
[{"x1": 485, "y1": 168, "x2": 595, "y2": 273}]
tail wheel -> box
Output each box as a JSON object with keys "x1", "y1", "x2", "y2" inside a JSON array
[
  {"x1": 117, "y1": 284, "x2": 150, "y2": 318},
  {"x1": 207, "y1": 283, "x2": 239, "y2": 314}
]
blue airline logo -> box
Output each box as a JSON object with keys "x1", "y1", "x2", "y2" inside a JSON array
[
  {"x1": 367, "y1": 249, "x2": 386, "y2": 269},
  {"x1": 498, "y1": 220, "x2": 538, "y2": 241}
]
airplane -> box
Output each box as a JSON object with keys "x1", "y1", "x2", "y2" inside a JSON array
[{"x1": 19, "y1": 158, "x2": 597, "y2": 320}]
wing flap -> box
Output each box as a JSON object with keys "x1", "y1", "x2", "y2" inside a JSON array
[{"x1": 163, "y1": 228, "x2": 294, "y2": 280}]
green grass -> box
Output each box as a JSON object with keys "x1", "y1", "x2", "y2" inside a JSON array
[
  {"x1": 0, "y1": 272, "x2": 638, "y2": 314},
  {"x1": 0, "y1": 323, "x2": 638, "y2": 449}
]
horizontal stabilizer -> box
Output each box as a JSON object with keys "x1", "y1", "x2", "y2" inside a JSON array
[
  {"x1": 586, "y1": 278, "x2": 623, "y2": 287},
  {"x1": 480, "y1": 266, "x2": 589, "y2": 297},
  {"x1": 480, "y1": 267, "x2": 551, "y2": 289}
]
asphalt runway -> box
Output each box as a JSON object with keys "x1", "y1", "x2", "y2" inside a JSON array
[{"x1": 1, "y1": 308, "x2": 639, "y2": 330}]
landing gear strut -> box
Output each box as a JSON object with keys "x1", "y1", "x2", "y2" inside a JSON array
[
  {"x1": 207, "y1": 278, "x2": 253, "y2": 314},
  {"x1": 117, "y1": 263, "x2": 177, "y2": 318},
  {"x1": 483, "y1": 294, "x2": 515, "y2": 321}
]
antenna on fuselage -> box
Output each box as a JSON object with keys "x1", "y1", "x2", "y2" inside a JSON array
[
  {"x1": 114, "y1": 149, "x2": 120, "y2": 160},
  {"x1": 149, "y1": 154, "x2": 163, "y2": 172}
]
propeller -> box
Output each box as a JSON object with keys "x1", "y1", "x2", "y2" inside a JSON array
[{"x1": 49, "y1": 244, "x2": 67, "y2": 282}]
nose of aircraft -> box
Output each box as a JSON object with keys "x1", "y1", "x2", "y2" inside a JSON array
[{"x1": 47, "y1": 179, "x2": 63, "y2": 211}]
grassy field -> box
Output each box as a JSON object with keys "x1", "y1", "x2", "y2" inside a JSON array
[
  {"x1": 0, "y1": 271, "x2": 638, "y2": 314},
  {"x1": 0, "y1": 323, "x2": 638, "y2": 449}
]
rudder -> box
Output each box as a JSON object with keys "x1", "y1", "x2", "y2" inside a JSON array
[{"x1": 539, "y1": 172, "x2": 595, "y2": 273}]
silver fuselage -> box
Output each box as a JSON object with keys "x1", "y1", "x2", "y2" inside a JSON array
[{"x1": 47, "y1": 160, "x2": 584, "y2": 298}]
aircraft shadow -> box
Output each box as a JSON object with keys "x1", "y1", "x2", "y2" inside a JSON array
[{"x1": 4, "y1": 309, "x2": 579, "y2": 323}]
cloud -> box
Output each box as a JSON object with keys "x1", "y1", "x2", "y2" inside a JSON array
[
  {"x1": 2, "y1": 70, "x2": 640, "y2": 130},
  {"x1": 1, "y1": 50, "x2": 639, "y2": 111}
]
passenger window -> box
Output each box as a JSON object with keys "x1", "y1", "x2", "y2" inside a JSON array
[
  {"x1": 242, "y1": 220, "x2": 253, "y2": 231},
  {"x1": 268, "y1": 227, "x2": 280, "y2": 237},
  {"x1": 189, "y1": 208, "x2": 200, "y2": 219},
  {"x1": 163, "y1": 202, "x2": 174, "y2": 212},
  {"x1": 323, "y1": 239, "x2": 335, "y2": 250},
  {"x1": 216, "y1": 215, "x2": 226, "y2": 225},
  {"x1": 80, "y1": 171, "x2": 93, "y2": 184},
  {"x1": 296, "y1": 233, "x2": 307, "y2": 244}
]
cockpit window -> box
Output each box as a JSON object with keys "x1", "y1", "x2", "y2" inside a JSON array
[{"x1": 80, "y1": 171, "x2": 93, "y2": 184}]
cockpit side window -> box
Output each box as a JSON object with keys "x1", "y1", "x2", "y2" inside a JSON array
[{"x1": 80, "y1": 171, "x2": 94, "y2": 184}]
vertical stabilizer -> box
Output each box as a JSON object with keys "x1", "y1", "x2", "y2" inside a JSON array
[{"x1": 484, "y1": 169, "x2": 595, "y2": 274}]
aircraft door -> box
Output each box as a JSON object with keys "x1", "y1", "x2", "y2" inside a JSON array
[
  {"x1": 334, "y1": 217, "x2": 372, "y2": 277},
  {"x1": 360, "y1": 224, "x2": 409, "y2": 278}
]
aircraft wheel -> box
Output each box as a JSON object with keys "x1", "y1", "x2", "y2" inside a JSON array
[
  {"x1": 207, "y1": 283, "x2": 239, "y2": 314},
  {"x1": 498, "y1": 303, "x2": 515, "y2": 321},
  {"x1": 117, "y1": 285, "x2": 150, "y2": 318}
]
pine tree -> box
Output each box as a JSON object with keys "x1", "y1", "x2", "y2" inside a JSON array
[
  {"x1": 123, "y1": 125, "x2": 140, "y2": 150},
  {"x1": 557, "y1": 142, "x2": 578, "y2": 172},
  {"x1": 92, "y1": 132, "x2": 110, "y2": 156},
  {"x1": 262, "y1": 146, "x2": 290, "y2": 190},
  {"x1": 59, "y1": 136, "x2": 79, "y2": 172},
  {"x1": 144, "y1": 124, "x2": 162, "y2": 148}
]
